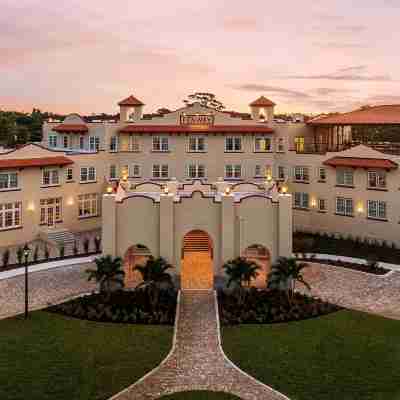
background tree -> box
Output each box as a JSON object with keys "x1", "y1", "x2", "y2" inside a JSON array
[{"x1": 183, "y1": 92, "x2": 225, "y2": 111}]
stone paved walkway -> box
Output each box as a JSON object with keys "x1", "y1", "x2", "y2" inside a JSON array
[
  {"x1": 0, "y1": 262, "x2": 96, "y2": 320},
  {"x1": 110, "y1": 290, "x2": 289, "y2": 400},
  {"x1": 300, "y1": 262, "x2": 400, "y2": 320}
]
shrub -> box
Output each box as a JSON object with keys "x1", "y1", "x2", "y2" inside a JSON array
[
  {"x1": 2, "y1": 249, "x2": 10, "y2": 268},
  {"x1": 94, "y1": 236, "x2": 101, "y2": 253},
  {"x1": 16, "y1": 247, "x2": 24, "y2": 265},
  {"x1": 33, "y1": 245, "x2": 39, "y2": 263}
]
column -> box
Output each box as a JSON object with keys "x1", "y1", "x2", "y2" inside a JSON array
[
  {"x1": 102, "y1": 194, "x2": 117, "y2": 257},
  {"x1": 278, "y1": 193, "x2": 293, "y2": 258},
  {"x1": 159, "y1": 194, "x2": 174, "y2": 264}
]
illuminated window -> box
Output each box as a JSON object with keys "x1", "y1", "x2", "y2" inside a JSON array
[
  {"x1": 78, "y1": 194, "x2": 99, "y2": 218},
  {"x1": 294, "y1": 137, "x2": 305, "y2": 152},
  {"x1": 254, "y1": 136, "x2": 272, "y2": 152}
]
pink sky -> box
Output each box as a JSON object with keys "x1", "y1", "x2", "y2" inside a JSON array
[{"x1": 1, "y1": 0, "x2": 400, "y2": 115}]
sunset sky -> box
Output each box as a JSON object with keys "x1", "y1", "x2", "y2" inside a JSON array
[{"x1": 2, "y1": 0, "x2": 400, "y2": 115}]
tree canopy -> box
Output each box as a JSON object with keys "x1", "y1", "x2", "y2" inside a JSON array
[{"x1": 183, "y1": 92, "x2": 225, "y2": 111}]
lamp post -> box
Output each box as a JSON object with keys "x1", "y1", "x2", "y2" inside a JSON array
[{"x1": 23, "y1": 243, "x2": 31, "y2": 319}]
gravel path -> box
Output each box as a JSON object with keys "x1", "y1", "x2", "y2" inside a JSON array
[
  {"x1": 0, "y1": 262, "x2": 96, "y2": 320},
  {"x1": 301, "y1": 262, "x2": 400, "y2": 320}
]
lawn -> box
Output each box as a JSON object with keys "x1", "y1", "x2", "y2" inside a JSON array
[
  {"x1": 159, "y1": 392, "x2": 241, "y2": 399},
  {"x1": 222, "y1": 310, "x2": 400, "y2": 400},
  {"x1": 0, "y1": 311, "x2": 173, "y2": 400}
]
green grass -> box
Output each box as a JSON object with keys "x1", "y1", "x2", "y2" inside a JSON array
[
  {"x1": 159, "y1": 392, "x2": 241, "y2": 399},
  {"x1": 222, "y1": 310, "x2": 400, "y2": 400},
  {"x1": 0, "y1": 311, "x2": 173, "y2": 400}
]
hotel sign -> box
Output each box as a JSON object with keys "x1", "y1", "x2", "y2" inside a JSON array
[{"x1": 180, "y1": 114, "x2": 215, "y2": 126}]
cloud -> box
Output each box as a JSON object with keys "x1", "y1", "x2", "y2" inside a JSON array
[
  {"x1": 313, "y1": 87, "x2": 352, "y2": 96},
  {"x1": 313, "y1": 41, "x2": 368, "y2": 49},
  {"x1": 223, "y1": 17, "x2": 259, "y2": 31},
  {"x1": 231, "y1": 84, "x2": 311, "y2": 99}
]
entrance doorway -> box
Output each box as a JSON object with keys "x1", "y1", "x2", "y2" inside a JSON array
[
  {"x1": 40, "y1": 198, "x2": 62, "y2": 227},
  {"x1": 181, "y1": 230, "x2": 213, "y2": 290}
]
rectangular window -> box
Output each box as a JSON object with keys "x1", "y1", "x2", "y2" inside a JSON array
[
  {"x1": 278, "y1": 166, "x2": 285, "y2": 181},
  {"x1": 110, "y1": 136, "x2": 118, "y2": 152},
  {"x1": 40, "y1": 198, "x2": 62, "y2": 225},
  {"x1": 66, "y1": 168, "x2": 73, "y2": 182},
  {"x1": 0, "y1": 172, "x2": 18, "y2": 190},
  {"x1": 367, "y1": 200, "x2": 387, "y2": 220},
  {"x1": 254, "y1": 136, "x2": 272, "y2": 152},
  {"x1": 89, "y1": 136, "x2": 100, "y2": 152},
  {"x1": 131, "y1": 164, "x2": 141, "y2": 178},
  {"x1": 254, "y1": 165, "x2": 272, "y2": 178},
  {"x1": 130, "y1": 135, "x2": 140, "y2": 152},
  {"x1": 187, "y1": 164, "x2": 206, "y2": 179},
  {"x1": 336, "y1": 197, "x2": 353, "y2": 216},
  {"x1": 294, "y1": 192, "x2": 309, "y2": 209},
  {"x1": 0, "y1": 202, "x2": 22, "y2": 230},
  {"x1": 78, "y1": 193, "x2": 99, "y2": 218},
  {"x1": 63, "y1": 135, "x2": 69, "y2": 149},
  {"x1": 152, "y1": 136, "x2": 169, "y2": 152},
  {"x1": 121, "y1": 165, "x2": 129, "y2": 178},
  {"x1": 79, "y1": 136, "x2": 85, "y2": 150},
  {"x1": 152, "y1": 164, "x2": 169, "y2": 179},
  {"x1": 42, "y1": 169, "x2": 59, "y2": 186},
  {"x1": 294, "y1": 137, "x2": 305, "y2": 152},
  {"x1": 336, "y1": 169, "x2": 354, "y2": 186},
  {"x1": 318, "y1": 198, "x2": 327, "y2": 212},
  {"x1": 49, "y1": 135, "x2": 58, "y2": 148},
  {"x1": 188, "y1": 136, "x2": 206, "y2": 152},
  {"x1": 368, "y1": 171, "x2": 386, "y2": 189},
  {"x1": 80, "y1": 167, "x2": 96, "y2": 183},
  {"x1": 294, "y1": 166, "x2": 309, "y2": 182},
  {"x1": 109, "y1": 165, "x2": 117, "y2": 180},
  {"x1": 318, "y1": 167, "x2": 326, "y2": 182},
  {"x1": 277, "y1": 138, "x2": 284, "y2": 152},
  {"x1": 225, "y1": 137, "x2": 242, "y2": 152},
  {"x1": 225, "y1": 164, "x2": 242, "y2": 179}
]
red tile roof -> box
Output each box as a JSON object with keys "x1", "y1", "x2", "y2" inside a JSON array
[
  {"x1": 323, "y1": 156, "x2": 398, "y2": 170},
  {"x1": 53, "y1": 124, "x2": 88, "y2": 133},
  {"x1": 249, "y1": 96, "x2": 276, "y2": 107},
  {"x1": 308, "y1": 105, "x2": 400, "y2": 125},
  {"x1": 0, "y1": 156, "x2": 74, "y2": 170},
  {"x1": 119, "y1": 125, "x2": 274, "y2": 134},
  {"x1": 118, "y1": 95, "x2": 144, "y2": 106}
]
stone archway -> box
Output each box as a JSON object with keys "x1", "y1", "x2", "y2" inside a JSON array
[
  {"x1": 123, "y1": 244, "x2": 152, "y2": 288},
  {"x1": 242, "y1": 244, "x2": 271, "y2": 288},
  {"x1": 181, "y1": 230, "x2": 214, "y2": 290}
]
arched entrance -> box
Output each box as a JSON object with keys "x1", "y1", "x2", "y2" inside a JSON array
[
  {"x1": 123, "y1": 244, "x2": 152, "y2": 288},
  {"x1": 242, "y1": 244, "x2": 271, "y2": 288},
  {"x1": 181, "y1": 230, "x2": 214, "y2": 289}
]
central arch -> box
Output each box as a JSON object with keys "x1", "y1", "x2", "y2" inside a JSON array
[{"x1": 181, "y1": 230, "x2": 214, "y2": 290}]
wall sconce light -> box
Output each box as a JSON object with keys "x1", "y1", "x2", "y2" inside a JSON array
[
  {"x1": 266, "y1": 174, "x2": 272, "y2": 182},
  {"x1": 67, "y1": 197, "x2": 74, "y2": 206},
  {"x1": 106, "y1": 186, "x2": 113, "y2": 194},
  {"x1": 311, "y1": 198, "x2": 317, "y2": 207},
  {"x1": 281, "y1": 185, "x2": 288, "y2": 194},
  {"x1": 163, "y1": 186, "x2": 169, "y2": 194},
  {"x1": 357, "y1": 203, "x2": 364, "y2": 213},
  {"x1": 225, "y1": 187, "x2": 231, "y2": 195},
  {"x1": 122, "y1": 174, "x2": 128, "y2": 182},
  {"x1": 27, "y1": 202, "x2": 35, "y2": 212}
]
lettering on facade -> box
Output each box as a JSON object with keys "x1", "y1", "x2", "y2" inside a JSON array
[{"x1": 180, "y1": 114, "x2": 215, "y2": 126}]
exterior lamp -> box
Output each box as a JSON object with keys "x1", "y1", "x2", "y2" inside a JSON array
[
  {"x1": 163, "y1": 186, "x2": 169, "y2": 194},
  {"x1": 225, "y1": 187, "x2": 231, "y2": 195},
  {"x1": 357, "y1": 204, "x2": 364, "y2": 214},
  {"x1": 27, "y1": 202, "x2": 35, "y2": 212},
  {"x1": 106, "y1": 186, "x2": 113, "y2": 194},
  {"x1": 311, "y1": 198, "x2": 317, "y2": 207},
  {"x1": 266, "y1": 174, "x2": 272, "y2": 182},
  {"x1": 281, "y1": 185, "x2": 288, "y2": 194},
  {"x1": 122, "y1": 174, "x2": 128, "y2": 182},
  {"x1": 23, "y1": 243, "x2": 31, "y2": 320}
]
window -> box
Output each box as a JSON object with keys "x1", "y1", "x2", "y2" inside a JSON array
[
  {"x1": 63, "y1": 135, "x2": 69, "y2": 149},
  {"x1": 255, "y1": 165, "x2": 272, "y2": 178},
  {"x1": 318, "y1": 167, "x2": 326, "y2": 182},
  {"x1": 294, "y1": 192, "x2": 309, "y2": 209},
  {"x1": 225, "y1": 137, "x2": 242, "y2": 152},
  {"x1": 89, "y1": 136, "x2": 100, "y2": 152},
  {"x1": 121, "y1": 165, "x2": 129, "y2": 178},
  {"x1": 294, "y1": 137, "x2": 305, "y2": 152},
  {"x1": 336, "y1": 197, "x2": 353, "y2": 216},
  {"x1": 368, "y1": 171, "x2": 386, "y2": 189},
  {"x1": 254, "y1": 136, "x2": 272, "y2": 152},
  {"x1": 0, "y1": 202, "x2": 21, "y2": 230},
  {"x1": 152, "y1": 164, "x2": 169, "y2": 179},
  {"x1": 66, "y1": 168, "x2": 73, "y2": 182},
  {"x1": 78, "y1": 193, "x2": 99, "y2": 218},
  {"x1": 152, "y1": 136, "x2": 169, "y2": 152},
  {"x1": 110, "y1": 136, "x2": 118, "y2": 152},
  {"x1": 336, "y1": 169, "x2": 354, "y2": 186},
  {"x1": 42, "y1": 169, "x2": 59, "y2": 186},
  {"x1": 294, "y1": 166, "x2": 309, "y2": 182},
  {"x1": 367, "y1": 200, "x2": 387, "y2": 220},
  {"x1": 0, "y1": 172, "x2": 18, "y2": 190},
  {"x1": 225, "y1": 164, "x2": 242, "y2": 179},
  {"x1": 188, "y1": 136, "x2": 206, "y2": 152},
  {"x1": 49, "y1": 135, "x2": 58, "y2": 148},
  {"x1": 318, "y1": 198, "x2": 327, "y2": 212},
  {"x1": 131, "y1": 164, "x2": 141, "y2": 178},
  {"x1": 187, "y1": 164, "x2": 206, "y2": 179},
  {"x1": 109, "y1": 165, "x2": 117, "y2": 180},
  {"x1": 278, "y1": 166, "x2": 285, "y2": 181},
  {"x1": 80, "y1": 166, "x2": 96, "y2": 183},
  {"x1": 40, "y1": 198, "x2": 62, "y2": 225},
  {"x1": 130, "y1": 135, "x2": 140, "y2": 152},
  {"x1": 277, "y1": 138, "x2": 284, "y2": 152},
  {"x1": 79, "y1": 136, "x2": 85, "y2": 150}
]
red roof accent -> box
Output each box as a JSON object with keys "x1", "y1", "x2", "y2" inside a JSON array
[
  {"x1": 323, "y1": 157, "x2": 398, "y2": 170},
  {"x1": 0, "y1": 157, "x2": 74, "y2": 170},
  {"x1": 308, "y1": 105, "x2": 400, "y2": 125},
  {"x1": 249, "y1": 96, "x2": 276, "y2": 107},
  {"x1": 53, "y1": 124, "x2": 88, "y2": 133},
  {"x1": 119, "y1": 125, "x2": 274, "y2": 134},
  {"x1": 118, "y1": 95, "x2": 144, "y2": 106}
]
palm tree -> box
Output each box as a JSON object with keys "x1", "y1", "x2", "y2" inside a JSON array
[
  {"x1": 134, "y1": 256, "x2": 174, "y2": 310},
  {"x1": 268, "y1": 257, "x2": 310, "y2": 304},
  {"x1": 86, "y1": 255, "x2": 125, "y2": 298}
]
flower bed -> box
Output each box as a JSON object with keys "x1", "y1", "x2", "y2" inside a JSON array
[
  {"x1": 47, "y1": 288, "x2": 177, "y2": 325},
  {"x1": 218, "y1": 288, "x2": 340, "y2": 326}
]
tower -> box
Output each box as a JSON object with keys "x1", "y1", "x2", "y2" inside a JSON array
[
  {"x1": 249, "y1": 96, "x2": 276, "y2": 123},
  {"x1": 118, "y1": 95, "x2": 144, "y2": 122}
]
